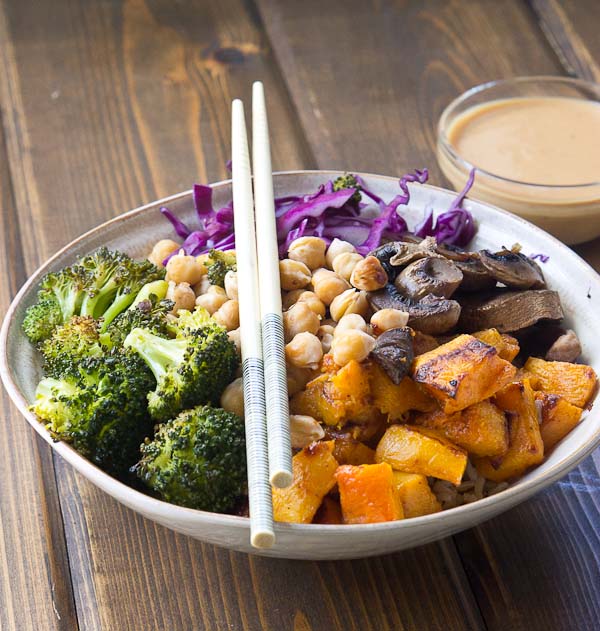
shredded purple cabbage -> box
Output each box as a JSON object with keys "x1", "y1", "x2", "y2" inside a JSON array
[
  {"x1": 160, "y1": 168, "x2": 477, "y2": 262},
  {"x1": 530, "y1": 253, "x2": 549, "y2": 263},
  {"x1": 415, "y1": 168, "x2": 476, "y2": 247}
]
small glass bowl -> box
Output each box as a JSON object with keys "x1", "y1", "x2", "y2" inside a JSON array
[{"x1": 437, "y1": 76, "x2": 600, "y2": 245}]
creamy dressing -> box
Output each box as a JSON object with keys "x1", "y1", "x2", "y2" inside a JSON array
[{"x1": 447, "y1": 97, "x2": 600, "y2": 186}]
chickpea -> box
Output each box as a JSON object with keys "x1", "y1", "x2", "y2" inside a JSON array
[
  {"x1": 220, "y1": 377, "x2": 244, "y2": 418},
  {"x1": 332, "y1": 252, "x2": 364, "y2": 282},
  {"x1": 289, "y1": 414, "x2": 325, "y2": 449},
  {"x1": 228, "y1": 328, "x2": 241, "y2": 357},
  {"x1": 312, "y1": 268, "x2": 351, "y2": 306},
  {"x1": 331, "y1": 329, "x2": 375, "y2": 366},
  {"x1": 288, "y1": 236, "x2": 327, "y2": 270},
  {"x1": 350, "y1": 256, "x2": 388, "y2": 291},
  {"x1": 193, "y1": 275, "x2": 211, "y2": 296},
  {"x1": 148, "y1": 239, "x2": 180, "y2": 268},
  {"x1": 279, "y1": 259, "x2": 312, "y2": 291},
  {"x1": 196, "y1": 253, "x2": 210, "y2": 272},
  {"x1": 329, "y1": 288, "x2": 369, "y2": 321},
  {"x1": 283, "y1": 302, "x2": 320, "y2": 342},
  {"x1": 195, "y1": 285, "x2": 228, "y2": 314},
  {"x1": 297, "y1": 291, "x2": 326, "y2": 318},
  {"x1": 286, "y1": 332, "x2": 323, "y2": 369},
  {"x1": 224, "y1": 270, "x2": 238, "y2": 300},
  {"x1": 287, "y1": 364, "x2": 315, "y2": 396},
  {"x1": 282, "y1": 289, "x2": 305, "y2": 310},
  {"x1": 213, "y1": 299, "x2": 240, "y2": 331},
  {"x1": 333, "y1": 314, "x2": 368, "y2": 338},
  {"x1": 165, "y1": 252, "x2": 206, "y2": 285},
  {"x1": 317, "y1": 324, "x2": 335, "y2": 353},
  {"x1": 166, "y1": 281, "x2": 196, "y2": 314},
  {"x1": 325, "y1": 238, "x2": 356, "y2": 269},
  {"x1": 370, "y1": 308, "x2": 410, "y2": 335}
]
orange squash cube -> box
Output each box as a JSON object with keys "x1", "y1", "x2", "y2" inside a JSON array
[
  {"x1": 412, "y1": 334, "x2": 517, "y2": 414},
  {"x1": 369, "y1": 363, "x2": 436, "y2": 420},
  {"x1": 475, "y1": 381, "x2": 544, "y2": 482},
  {"x1": 375, "y1": 424, "x2": 467, "y2": 485},
  {"x1": 313, "y1": 496, "x2": 343, "y2": 524},
  {"x1": 414, "y1": 399, "x2": 509, "y2": 458},
  {"x1": 332, "y1": 437, "x2": 376, "y2": 465},
  {"x1": 273, "y1": 441, "x2": 338, "y2": 523},
  {"x1": 524, "y1": 357, "x2": 597, "y2": 408},
  {"x1": 392, "y1": 472, "x2": 441, "y2": 518},
  {"x1": 336, "y1": 463, "x2": 403, "y2": 524},
  {"x1": 535, "y1": 391, "x2": 583, "y2": 450},
  {"x1": 473, "y1": 328, "x2": 519, "y2": 362}
]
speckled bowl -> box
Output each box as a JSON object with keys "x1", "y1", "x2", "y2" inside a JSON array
[{"x1": 2, "y1": 171, "x2": 599, "y2": 560}]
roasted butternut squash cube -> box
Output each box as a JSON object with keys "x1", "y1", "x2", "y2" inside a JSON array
[
  {"x1": 392, "y1": 472, "x2": 441, "y2": 518},
  {"x1": 273, "y1": 441, "x2": 338, "y2": 523},
  {"x1": 332, "y1": 437, "x2": 376, "y2": 465},
  {"x1": 524, "y1": 357, "x2": 597, "y2": 408},
  {"x1": 535, "y1": 391, "x2": 583, "y2": 450},
  {"x1": 336, "y1": 463, "x2": 403, "y2": 524},
  {"x1": 369, "y1": 363, "x2": 436, "y2": 420},
  {"x1": 412, "y1": 334, "x2": 517, "y2": 414},
  {"x1": 475, "y1": 381, "x2": 544, "y2": 482},
  {"x1": 473, "y1": 328, "x2": 519, "y2": 362},
  {"x1": 290, "y1": 360, "x2": 373, "y2": 426},
  {"x1": 313, "y1": 496, "x2": 343, "y2": 524},
  {"x1": 414, "y1": 400, "x2": 509, "y2": 458},
  {"x1": 375, "y1": 424, "x2": 467, "y2": 485}
]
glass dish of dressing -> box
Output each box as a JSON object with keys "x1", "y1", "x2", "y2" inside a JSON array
[{"x1": 437, "y1": 76, "x2": 600, "y2": 244}]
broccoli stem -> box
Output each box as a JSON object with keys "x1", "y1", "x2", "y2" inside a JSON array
[
  {"x1": 124, "y1": 328, "x2": 187, "y2": 383},
  {"x1": 99, "y1": 291, "x2": 137, "y2": 332},
  {"x1": 79, "y1": 279, "x2": 119, "y2": 318}
]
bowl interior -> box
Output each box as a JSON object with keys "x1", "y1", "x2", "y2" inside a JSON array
[{"x1": 3, "y1": 170, "x2": 600, "y2": 559}]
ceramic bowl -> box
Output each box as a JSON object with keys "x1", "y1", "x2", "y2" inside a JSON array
[{"x1": 2, "y1": 171, "x2": 600, "y2": 560}]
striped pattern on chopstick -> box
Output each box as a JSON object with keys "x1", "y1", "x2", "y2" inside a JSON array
[
  {"x1": 252, "y1": 81, "x2": 293, "y2": 489},
  {"x1": 231, "y1": 98, "x2": 274, "y2": 549}
]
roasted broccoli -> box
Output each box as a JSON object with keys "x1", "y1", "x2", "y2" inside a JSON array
[
  {"x1": 133, "y1": 405, "x2": 246, "y2": 512},
  {"x1": 124, "y1": 320, "x2": 238, "y2": 421},
  {"x1": 100, "y1": 295, "x2": 174, "y2": 349},
  {"x1": 40, "y1": 315, "x2": 105, "y2": 378},
  {"x1": 22, "y1": 248, "x2": 165, "y2": 343},
  {"x1": 31, "y1": 354, "x2": 155, "y2": 478},
  {"x1": 333, "y1": 173, "x2": 362, "y2": 205},
  {"x1": 205, "y1": 249, "x2": 236, "y2": 287}
]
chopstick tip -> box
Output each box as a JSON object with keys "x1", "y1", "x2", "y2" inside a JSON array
[
  {"x1": 251, "y1": 530, "x2": 276, "y2": 549},
  {"x1": 270, "y1": 470, "x2": 293, "y2": 489}
]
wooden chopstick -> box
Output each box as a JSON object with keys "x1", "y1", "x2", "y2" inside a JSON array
[
  {"x1": 231, "y1": 98, "x2": 275, "y2": 549},
  {"x1": 252, "y1": 81, "x2": 293, "y2": 489}
]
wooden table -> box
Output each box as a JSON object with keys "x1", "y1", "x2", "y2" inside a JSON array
[{"x1": 1, "y1": 1, "x2": 599, "y2": 629}]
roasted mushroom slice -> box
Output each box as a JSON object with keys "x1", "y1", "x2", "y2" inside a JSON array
[
  {"x1": 394, "y1": 257, "x2": 463, "y2": 300},
  {"x1": 368, "y1": 284, "x2": 461, "y2": 335},
  {"x1": 435, "y1": 242, "x2": 495, "y2": 292},
  {"x1": 370, "y1": 237, "x2": 439, "y2": 280},
  {"x1": 370, "y1": 327, "x2": 414, "y2": 384},
  {"x1": 478, "y1": 249, "x2": 546, "y2": 290},
  {"x1": 545, "y1": 329, "x2": 582, "y2": 363},
  {"x1": 458, "y1": 289, "x2": 563, "y2": 333}
]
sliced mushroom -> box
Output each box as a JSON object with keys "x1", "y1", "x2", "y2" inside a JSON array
[
  {"x1": 478, "y1": 249, "x2": 546, "y2": 290},
  {"x1": 370, "y1": 238, "x2": 439, "y2": 280},
  {"x1": 370, "y1": 327, "x2": 414, "y2": 384},
  {"x1": 435, "y1": 242, "x2": 495, "y2": 292},
  {"x1": 412, "y1": 331, "x2": 440, "y2": 355},
  {"x1": 368, "y1": 284, "x2": 461, "y2": 335},
  {"x1": 545, "y1": 329, "x2": 582, "y2": 363},
  {"x1": 458, "y1": 289, "x2": 563, "y2": 333},
  {"x1": 394, "y1": 257, "x2": 463, "y2": 300}
]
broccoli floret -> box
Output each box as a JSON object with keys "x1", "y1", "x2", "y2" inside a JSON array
[
  {"x1": 333, "y1": 173, "x2": 362, "y2": 205},
  {"x1": 133, "y1": 405, "x2": 246, "y2": 512},
  {"x1": 22, "y1": 248, "x2": 165, "y2": 343},
  {"x1": 205, "y1": 249, "x2": 236, "y2": 287},
  {"x1": 78, "y1": 248, "x2": 165, "y2": 331},
  {"x1": 32, "y1": 353, "x2": 155, "y2": 478},
  {"x1": 100, "y1": 296, "x2": 174, "y2": 349},
  {"x1": 40, "y1": 315, "x2": 105, "y2": 378},
  {"x1": 167, "y1": 307, "x2": 212, "y2": 338},
  {"x1": 124, "y1": 320, "x2": 238, "y2": 422}
]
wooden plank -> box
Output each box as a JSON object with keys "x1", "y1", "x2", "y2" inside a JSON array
[
  {"x1": 254, "y1": 0, "x2": 600, "y2": 629},
  {"x1": 0, "y1": 121, "x2": 78, "y2": 628},
  {"x1": 0, "y1": 0, "x2": 481, "y2": 629},
  {"x1": 528, "y1": 0, "x2": 600, "y2": 82}
]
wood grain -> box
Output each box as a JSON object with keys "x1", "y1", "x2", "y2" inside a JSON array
[
  {"x1": 0, "y1": 119, "x2": 78, "y2": 629},
  {"x1": 0, "y1": 0, "x2": 481, "y2": 630}
]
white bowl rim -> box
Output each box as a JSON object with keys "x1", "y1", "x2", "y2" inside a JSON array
[{"x1": 2, "y1": 169, "x2": 600, "y2": 536}]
